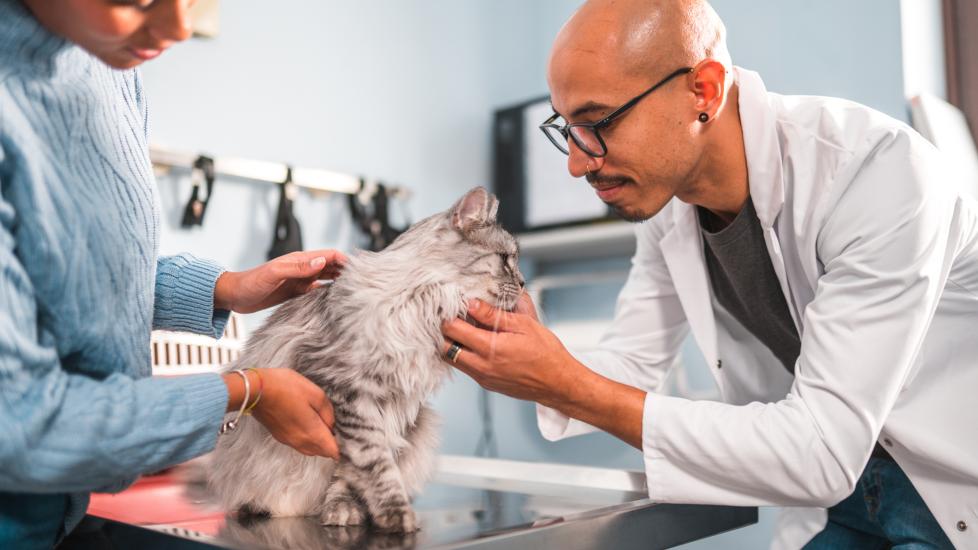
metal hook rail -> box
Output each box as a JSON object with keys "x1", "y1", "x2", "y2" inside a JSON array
[{"x1": 150, "y1": 144, "x2": 411, "y2": 199}]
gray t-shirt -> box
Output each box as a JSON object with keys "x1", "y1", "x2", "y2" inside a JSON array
[
  {"x1": 698, "y1": 200, "x2": 800, "y2": 373},
  {"x1": 699, "y1": 200, "x2": 894, "y2": 460}
]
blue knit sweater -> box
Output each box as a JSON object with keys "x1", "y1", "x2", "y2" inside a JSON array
[{"x1": 0, "y1": 0, "x2": 231, "y2": 543}]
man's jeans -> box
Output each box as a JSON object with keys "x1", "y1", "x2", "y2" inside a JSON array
[{"x1": 804, "y1": 457, "x2": 954, "y2": 549}]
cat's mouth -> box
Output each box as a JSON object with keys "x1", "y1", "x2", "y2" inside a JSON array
[{"x1": 494, "y1": 287, "x2": 523, "y2": 312}]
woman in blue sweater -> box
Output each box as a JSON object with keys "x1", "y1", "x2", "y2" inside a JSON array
[{"x1": 0, "y1": 1, "x2": 344, "y2": 546}]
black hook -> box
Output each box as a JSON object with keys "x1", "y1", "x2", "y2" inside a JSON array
[
  {"x1": 180, "y1": 155, "x2": 215, "y2": 228},
  {"x1": 267, "y1": 166, "x2": 304, "y2": 260},
  {"x1": 346, "y1": 179, "x2": 409, "y2": 251}
]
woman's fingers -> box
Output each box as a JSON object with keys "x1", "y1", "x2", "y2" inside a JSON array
[
  {"x1": 302, "y1": 386, "x2": 338, "y2": 459},
  {"x1": 318, "y1": 429, "x2": 341, "y2": 460},
  {"x1": 311, "y1": 249, "x2": 349, "y2": 266},
  {"x1": 316, "y1": 393, "x2": 335, "y2": 430},
  {"x1": 287, "y1": 249, "x2": 349, "y2": 267},
  {"x1": 304, "y1": 419, "x2": 340, "y2": 460},
  {"x1": 252, "y1": 369, "x2": 341, "y2": 460},
  {"x1": 271, "y1": 250, "x2": 347, "y2": 280}
]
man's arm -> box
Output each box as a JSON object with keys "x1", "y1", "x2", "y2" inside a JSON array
[
  {"x1": 547, "y1": 362, "x2": 646, "y2": 449},
  {"x1": 444, "y1": 129, "x2": 959, "y2": 507}
]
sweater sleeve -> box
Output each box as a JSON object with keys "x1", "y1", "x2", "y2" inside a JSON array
[
  {"x1": 153, "y1": 254, "x2": 230, "y2": 338},
  {"x1": 0, "y1": 194, "x2": 229, "y2": 494}
]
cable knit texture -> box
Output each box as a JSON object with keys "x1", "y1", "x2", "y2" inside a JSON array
[{"x1": 0, "y1": 0, "x2": 230, "y2": 541}]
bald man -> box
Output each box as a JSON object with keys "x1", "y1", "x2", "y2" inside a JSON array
[{"x1": 441, "y1": 1, "x2": 976, "y2": 548}]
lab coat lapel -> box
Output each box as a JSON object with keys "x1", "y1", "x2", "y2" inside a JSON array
[
  {"x1": 737, "y1": 68, "x2": 803, "y2": 332},
  {"x1": 660, "y1": 203, "x2": 718, "y2": 369}
]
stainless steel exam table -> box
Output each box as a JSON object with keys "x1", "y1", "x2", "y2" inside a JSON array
[{"x1": 80, "y1": 455, "x2": 756, "y2": 549}]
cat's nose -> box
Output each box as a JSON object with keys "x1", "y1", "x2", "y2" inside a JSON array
[{"x1": 517, "y1": 275, "x2": 525, "y2": 289}]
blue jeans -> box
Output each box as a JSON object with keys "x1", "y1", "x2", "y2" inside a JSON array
[
  {"x1": 0, "y1": 492, "x2": 67, "y2": 550},
  {"x1": 804, "y1": 458, "x2": 954, "y2": 549}
]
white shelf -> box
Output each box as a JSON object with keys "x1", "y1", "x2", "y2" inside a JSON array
[{"x1": 516, "y1": 221, "x2": 637, "y2": 262}]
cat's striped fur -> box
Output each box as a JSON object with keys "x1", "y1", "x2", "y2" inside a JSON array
[{"x1": 206, "y1": 187, "x2": 523, "y2": 532}]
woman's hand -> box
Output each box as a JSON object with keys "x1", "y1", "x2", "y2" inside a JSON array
[
  {"x1": 214, "y1": 250, "x2": 347, "y2": 314},
  {"x1": 223, "y1": 368, "x2": 339, "y2": 459}
]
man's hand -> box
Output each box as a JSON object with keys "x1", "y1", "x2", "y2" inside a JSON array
[
  {"x1": 440, "y1": 293, "x2": 646, "y2": 449},
  {"x1": 440, "y1": 294, "x2": 583, "y2": 409},
  {"x1": 214, "y1": 250, "x2": 347, "y2": 314}
]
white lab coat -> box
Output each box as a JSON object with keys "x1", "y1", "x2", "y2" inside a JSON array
[{"x1": 537, "y1": 68, "x2": 978, "y2": 549}]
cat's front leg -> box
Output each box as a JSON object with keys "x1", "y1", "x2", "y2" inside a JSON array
[
  {"x1": 320, "y1": 477, "x2": 367, "y2": 526},
  {"x1": 395, "y1": 405, "x2": 440, "y2": 496},
  {"x1": 334, "y1": 444, "x2": 417, "y2": 533}
]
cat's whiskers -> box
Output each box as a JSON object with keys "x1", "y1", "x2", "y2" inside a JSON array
[{"x1": 487, "y1": 308, "x2": 503, "y2": 360}]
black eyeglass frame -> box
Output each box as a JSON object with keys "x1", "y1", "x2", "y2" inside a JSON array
[{"x1": 540, "y1": 66, "x2": 694, "y2": 157}]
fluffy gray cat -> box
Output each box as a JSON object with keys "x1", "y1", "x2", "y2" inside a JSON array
[{"x1": 207, "y1": 187, "x2": 523, "y2": 533}]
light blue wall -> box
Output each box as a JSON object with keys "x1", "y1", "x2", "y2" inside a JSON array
[
  {"x1": 713, "y1": 0, "x2": 908, "y2": 120},
  {"x1": 534, "y1": 0, "x2": 910, "y2": 120},
  {"x1": 142, "y1": 1, "x2": 929, "y2": 548}
]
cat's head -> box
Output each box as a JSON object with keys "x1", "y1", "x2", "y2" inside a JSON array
[{"x1": 386, "y1": 186, "x2": 524, "y2": 312}]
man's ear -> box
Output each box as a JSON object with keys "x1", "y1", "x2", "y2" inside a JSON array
[{"x1": 689, "y1": 59, "x2": 728, "y2": 119}]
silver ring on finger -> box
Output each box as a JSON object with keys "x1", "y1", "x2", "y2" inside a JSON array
[{"x1": 446, "y1": 341, "x2": 463, "y2": 363}]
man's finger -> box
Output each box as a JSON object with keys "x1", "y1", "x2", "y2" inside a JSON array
[
  {"x1": 466, "y1": 299, "x2": 523, "y2": 333},
  {"x1": 442, "y1": 317, "x2": 499, "y2": 356},
  {"x1": 514, "y1": 293, "x2": 540, "y2": 321},
  {"x1": 440, "y1": 339, "x2": 492, "y2": 378}
]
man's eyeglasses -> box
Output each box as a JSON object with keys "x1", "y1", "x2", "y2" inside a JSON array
[{"x1": 540, "y1": 67, "x2": 693, "y2": 158}]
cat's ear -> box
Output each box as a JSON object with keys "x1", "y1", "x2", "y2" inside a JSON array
[{"x1": 451, "y1": 187, "x2": 498, "y2": 232}]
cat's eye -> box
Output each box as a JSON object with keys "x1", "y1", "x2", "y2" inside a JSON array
[{"x1": 499, "y1": 253, "x2": 516, "y2": 273}]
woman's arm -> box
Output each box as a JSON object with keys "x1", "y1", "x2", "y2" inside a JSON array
[
  {"x1": 222, "y1": 368, "x2": 339, "y2": 458},
  {"x1": 154, "y1": 253, "x2": 230, "y2": 338},
  {"x1": 153, "y1": 250, "x2": 346, "y2": 338},
  {"x1": 1, "y1": 215, "x2": 339, "y2": 494},
  {"x1": 212, "y1": 250, "x2": 346, "y2": 313}
]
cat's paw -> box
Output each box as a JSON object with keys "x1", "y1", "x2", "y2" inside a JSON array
[
  {"x1": 321, "y1": 525, "x2": 368, "y2": 547},
  {"x1": 320, "y1": 497, "x2": 367, "y2": 526},
  {"x1": 371, "y1": 506, "x2": 418, "y2": 533}
]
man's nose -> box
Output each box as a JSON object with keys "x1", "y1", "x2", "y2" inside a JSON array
[{"x1": 566, "y1": 141, "x2": 604, "y2": 178}]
